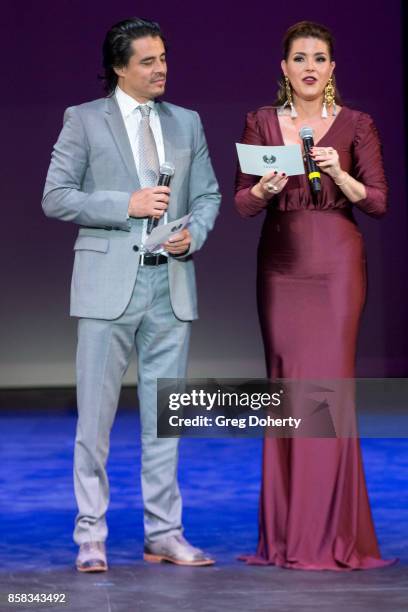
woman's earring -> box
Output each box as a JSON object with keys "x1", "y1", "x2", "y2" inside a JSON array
[
  {"x1": 285, "y1": 76, "x2": 298, "y2": 118},
  {"x1": 322, "y1": 76, "x2": 336, "y2": 118}
]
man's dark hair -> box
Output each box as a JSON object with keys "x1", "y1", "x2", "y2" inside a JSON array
[{"x1": 102, "y1": 17, "x2": 166, "y2": 94}]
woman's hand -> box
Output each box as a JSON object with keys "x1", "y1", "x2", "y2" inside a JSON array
[
  {"x1": 310, "y1": 146, "x2": 344, "y2": 182},
  {"x1": 311, "y1": 146, "x2": 368, "y2": 202},
  {"x1": 251, "y1": 170, "x2": 289, "y2": 200}
]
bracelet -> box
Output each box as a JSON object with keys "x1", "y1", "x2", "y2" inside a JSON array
[{"x1": 334, "y1": 173, "x2": 349, "y2": 187}]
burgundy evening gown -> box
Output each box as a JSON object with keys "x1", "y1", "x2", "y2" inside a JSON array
[{"x1": 235, "y1": 106, "x2": 393, "y2": 570}]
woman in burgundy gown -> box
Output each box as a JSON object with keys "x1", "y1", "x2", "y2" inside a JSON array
[{"x1": 235, "y1": 21, "x2": 393, "y2": 570}]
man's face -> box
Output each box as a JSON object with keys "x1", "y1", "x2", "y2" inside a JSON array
[{"x1": 115, "y1": 36, "x2": 167, "y2": 102}]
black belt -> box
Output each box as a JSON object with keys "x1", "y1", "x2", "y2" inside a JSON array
[{"x1": 140, "y1": 253, "x2": 168, "y2": 266}]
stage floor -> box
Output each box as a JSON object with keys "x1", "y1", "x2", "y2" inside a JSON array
[
  {"x1": 1, "y1": 564, "x2": 407, "y2": 611},
  {"x1": 0, "y1": 407, "x2": 407, "y2": 611}
]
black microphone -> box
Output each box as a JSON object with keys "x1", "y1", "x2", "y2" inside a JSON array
[
  {"x1": 147, "y1": 161, "x2": 175, "y2": 234},
  {"x1": 299, "y1": 126, "x2": 321, "y2": 197}
]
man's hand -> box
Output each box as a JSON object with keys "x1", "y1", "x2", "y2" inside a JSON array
[
  {"x1": 128, "y1": 186, "x2": 170, "y2": 218},
  {"x1": 164, "y1": 228, "x2": 192, "y2": 256}
]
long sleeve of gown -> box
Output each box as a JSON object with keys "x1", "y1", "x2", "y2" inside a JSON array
[
  {"x1": 234, "y1": 111, "x2": 272, "y2": 217},
  {"x1": 352, "y1": 113, "x2": 388, "y2": 218}
]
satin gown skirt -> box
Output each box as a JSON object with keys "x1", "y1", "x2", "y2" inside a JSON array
[{"x1": 246, "y1": 209, "x2": 393, "y2": 570}]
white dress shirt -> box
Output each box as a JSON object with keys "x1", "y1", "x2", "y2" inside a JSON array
[{"x1": 115, "y1": 86, "x2": 167, "y2": 253}]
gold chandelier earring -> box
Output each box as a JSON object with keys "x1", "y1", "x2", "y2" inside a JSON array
[
  {"x1": 322, "y1": 76, "x2": 336, "y2": 118},
  {"x1": 285, "y1": 76, "x2": 298, "y2": 118}
]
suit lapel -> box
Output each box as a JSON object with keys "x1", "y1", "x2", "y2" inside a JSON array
[
  {"x1": 156, "y1": 102, "x2": 177, "y2": 168},
  {"x1": 104, "y1": 97, "x2": 140, "y2": 188},
  {"x1": 156, "y1": 102, "x2": 179, "y2": 219}
]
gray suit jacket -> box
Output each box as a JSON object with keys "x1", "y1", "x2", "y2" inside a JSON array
[{"x1": 42, "y1": 96, "x2": 221, "y2": 321}]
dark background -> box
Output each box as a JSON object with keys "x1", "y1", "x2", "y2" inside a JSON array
[{"x1": 1, "y1": 0, "x2": 407, "y2": 388}]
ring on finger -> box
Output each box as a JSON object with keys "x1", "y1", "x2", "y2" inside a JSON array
[{"x1": 266, "y1": 182, "x2": 278, "y2": 193}]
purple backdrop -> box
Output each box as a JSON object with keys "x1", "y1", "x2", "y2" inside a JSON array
[{"x1": 1, "y1": 0, "x2": 406, "y2": 386}]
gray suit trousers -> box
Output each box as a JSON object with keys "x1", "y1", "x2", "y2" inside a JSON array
[{"x1": 73, "y1": 263, "x2": 190, "y2": 545}]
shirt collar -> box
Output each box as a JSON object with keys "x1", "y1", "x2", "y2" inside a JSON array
[{"x1": 115, "y1": 86, "x2": 156, "y2": 118}]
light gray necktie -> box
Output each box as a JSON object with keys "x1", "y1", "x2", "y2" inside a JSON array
[{"x1": 138, "y1": 105, "x2": 160, "y2": 187}]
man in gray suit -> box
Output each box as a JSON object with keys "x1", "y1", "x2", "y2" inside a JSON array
[{"x1": 42, "y1": 17, "x2": 220, "y2": 571}]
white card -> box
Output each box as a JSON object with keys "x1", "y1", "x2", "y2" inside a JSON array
[
  {"x1": 236, "y1": 143, "x2": 305, "y2": 176},
  {"x1": 144, "y1": 213, "x2": 192, "y2": 253}
]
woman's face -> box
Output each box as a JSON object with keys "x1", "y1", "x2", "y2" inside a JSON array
[{"x1": 281, "y1": 37, "x2": 335, "y2": 102}]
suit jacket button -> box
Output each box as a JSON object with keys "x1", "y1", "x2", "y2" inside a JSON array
[{"x1": 133, "y1": 245, "x2": 139, "y2": 252}]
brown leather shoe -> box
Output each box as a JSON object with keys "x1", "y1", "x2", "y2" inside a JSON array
[
  {"x1": 144, "y1": 534, "x2": 215, "y2": 566},
  {"x1": 76, "y1": 541, "x2": 108, "y2": 573}
]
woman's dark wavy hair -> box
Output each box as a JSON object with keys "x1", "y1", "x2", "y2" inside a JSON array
[
  {"x1": 273, "y1": 20, "x2": 343, "y2": 106},
  {"x1": 101, "y1": 17, "x2": 166, "y2": 95}
]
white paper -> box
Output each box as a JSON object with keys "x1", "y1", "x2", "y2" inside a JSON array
[
  {"x1": 144, "y1": 213, "x2": 192, "y2": 253},
  {"x1": 236, "y1": 143, "x2": 305, "y2": 176}
]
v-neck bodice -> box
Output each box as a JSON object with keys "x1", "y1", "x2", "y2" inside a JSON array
[
  {"x1": 275, "y1": 108, "x2": 344, "y2": 148},
  {"x1": 235, "y1": 105, "x2": 387, "y2": 216}
]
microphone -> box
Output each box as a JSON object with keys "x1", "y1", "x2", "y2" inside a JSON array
[
  {"x1": 299, "y1": 126, "x2": 321, "y2": 196},
  {"x1": 147, "y1": 161, "x2": 175, "y2": 234}
]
